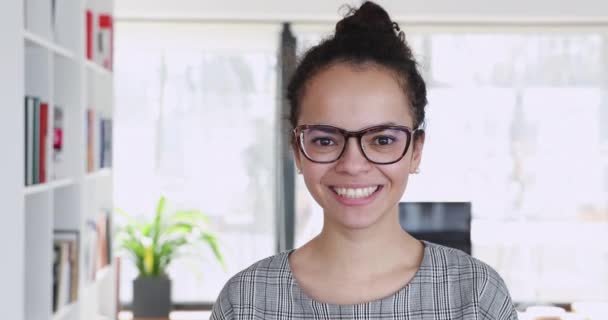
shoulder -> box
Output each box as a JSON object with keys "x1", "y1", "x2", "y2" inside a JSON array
[
  {"x1": 423, "y1": 241, "x2": 505, "y2": 288},
  {"x1": 230, "y1": 251, "x2": 290, "y2": 284},
  {"x1": 214, "y1": 251, "x2": 292, "y2": 304},
  {"x1": 210, "y1": 252, "x2": 292, "y2": 319},
  {"x1": 422, "y1": 241, "x2": 517, "y2": 319}
]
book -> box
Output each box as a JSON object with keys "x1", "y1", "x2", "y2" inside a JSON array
[
  {"x1": 100, "y1": 119, "x2": 106, "y2": 168},
  {"x1": 100, "y1": 118, "x2": 112, "y2": 168},
  {"x1": 57, "y1": 242, "x2": 70, "y2": 308},
  {"x1": 39, "y1": 102, "x2": 48, "y2": 183},
  {"x1": 33, "y1": 98, "x2": 40, "y2": 184},
  {"x1": 24, "y1": 97, "x2": 49, "y2": 185},
  {"x1": 87, "y1": 109, "x2": 94, "y2": 172},
  {"x1": 115, "y1": 256, "x2": 121, "y2": 313},
  {"x1": 25, "y1": 97, "x2": 35, "y2": 186},
  {"x1": 98, "y1": 14, "x2": 113, "y2": 70},
  {"x1": 51, "y1": 0, "x2": 57, "y2": 36},
  {"x1": 86, "y1": 10, "x2": 93, "y2": 60},
  {"x1": 53, "y1": 106, "x2": 64, "y2": 179},
  {"x1": 84, "y1": 219, "x2": 98, "y2": 283},
  {"x1": 96, "y1": 211, "x2": 108, "y2": 270},
  {"x1": 105, "y1": 210, "x2": 112, "y2": 264},
  {"x1": 84, "y1": 211, "x2": 112, "y2": 282},
  {"x1": 94, "y1": 112, "x2": 101, "y2": 171},
  {"x1": 52, "y1": 243, "x2": 60, "y2": 312},
  {"x1": 53, "y1": 230, "x2": 80, "y2": 311}
]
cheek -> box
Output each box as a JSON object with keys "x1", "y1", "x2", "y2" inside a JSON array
[
  {"x1": 301, "y1": 164, "x2": 329, "y2": 189},
  {"x1": 301, "y1": 170, "x2": 330, "y2": 206},
  {"x1": 381, "y1": 162, "x2": 411, "y2": 187}
]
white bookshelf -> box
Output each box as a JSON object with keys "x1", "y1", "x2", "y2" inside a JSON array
[
  {"x1": 3, "y1": 0, "x2": 116, "y2": 320},
  {"x1": 24, "y1": 178, "x2": 76, "y2": 195},
  {"x1": 0, "y1": 0, "x2": 25, "y2": 318},
  {"x1": 52, "y1": 302, "x2": 78, "y2": 320}
]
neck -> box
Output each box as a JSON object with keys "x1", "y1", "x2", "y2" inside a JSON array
[{"x1": 311, "y1": 206, "x2": 422, "y2": 278}]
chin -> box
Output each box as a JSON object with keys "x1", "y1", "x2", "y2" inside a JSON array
[{"x1": 326, "y1": 206, "x2": 388, "y2": 230}]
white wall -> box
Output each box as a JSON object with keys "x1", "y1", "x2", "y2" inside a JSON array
[
  {"x1": 116, "y1": 0, "x2": 608, "y2": 22},
  {"x1": 0, "y1": 0, "x2": 24, "y2": 319}
]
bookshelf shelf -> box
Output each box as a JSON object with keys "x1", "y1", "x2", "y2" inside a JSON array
[
  {"x1": 86, "y1": 60, "x2": 113, "y2": 77},
  {"x1": 86, "y1": 168, "x2": 113, "y2": 181},
  {"x1": 23, "y1": 30, "x2": 76, "y2": 60},
  {"x1": 7, "y1": 1, "x2": 116, "y2": 320},
  {"x1": 24, "y1": 178, "x2": 76, "y2": 195},
  {"x1": 24, "y1": 183, "x2": 52, "y2": 195},
  {"x1": 52, "y1": 178, "x2": 76, "y2": 189},
  {"x1": 93, "y1": 264, "x2": 113, "y2": 287},
  {"x1": 52, "y1": 301, "x2": 78, "y2": 320}
]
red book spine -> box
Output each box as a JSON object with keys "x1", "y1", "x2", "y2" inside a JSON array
[
  {"x1": 39, "y1": 102, "x2": 48, "y2": 183},
  {"x1": 99, "y1": 14, "x2": 114, "y2": 70},
  {"x1": 86, "y1": 10, "x2": 93, "y2": 60}
]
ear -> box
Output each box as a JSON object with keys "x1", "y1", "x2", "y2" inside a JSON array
[{"x1": 409, "y1": 130, "x2": 425, "y2": 174}]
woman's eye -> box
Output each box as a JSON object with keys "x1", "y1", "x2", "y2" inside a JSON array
[
  {"x1": 313, "y1": 137, "x2": 335, "y2": 146},
  {"x1": 375, "y1": 136, "x2": 394, "y2": 145}
]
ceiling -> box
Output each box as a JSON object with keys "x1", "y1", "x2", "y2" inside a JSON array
[{"x1": 115, "y1": 0, "x2": 608, "y2": 23}]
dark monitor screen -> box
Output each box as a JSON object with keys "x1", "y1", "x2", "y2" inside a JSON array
[{"x1": 398, "y1": 202, "x2": 472, "y2": 254}]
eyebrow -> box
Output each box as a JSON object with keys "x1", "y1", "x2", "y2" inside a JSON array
[
  {"x1": 312, "y1": 122, "x2": 405, "y2": 129},
  {"x1": 374, "y1": 122, "x2": 400, "y2": 127},
  {"x1": 307, "y1": 122, "x2": 412, "y2": 134},
  {"x1": 314, "y1": 126, "x2": 341, "y2": 134},
  {"x1": 360, "y1": 122, "x2": 411, "y2": 130}
]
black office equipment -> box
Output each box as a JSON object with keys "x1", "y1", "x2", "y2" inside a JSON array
[{"x1": 398, "y1": 202, "x2": 472, "y2": 254}]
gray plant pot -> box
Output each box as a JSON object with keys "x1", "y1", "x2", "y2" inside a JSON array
[{"x1": 133, "y1": 276, "x2": 171, "y2": 318}]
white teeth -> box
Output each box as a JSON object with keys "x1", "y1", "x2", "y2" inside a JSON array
[{"x1": 333, "y1": 186, "x2": 379, "y2": 199}]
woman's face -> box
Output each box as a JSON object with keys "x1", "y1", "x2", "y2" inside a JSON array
[{"x1": 293, "y1": 62, "x2": 424, "y2": 230}]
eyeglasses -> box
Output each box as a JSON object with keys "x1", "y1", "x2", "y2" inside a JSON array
[{"x1": 293, "y1": 124, "x2": 420, "y2": 165}]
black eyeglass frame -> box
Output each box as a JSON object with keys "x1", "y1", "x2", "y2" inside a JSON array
[{"x1": 293, "y1": 124, "x2": 422, "y2": 165}]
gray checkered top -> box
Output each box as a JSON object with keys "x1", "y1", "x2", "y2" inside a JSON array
[{"x1": 210, "y1": 241, "x2": 518, "y2": 319}]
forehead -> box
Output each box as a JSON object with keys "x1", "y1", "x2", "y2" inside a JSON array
[{"x1": 298, "y1": 62, "x2": 413, "y2": 130}]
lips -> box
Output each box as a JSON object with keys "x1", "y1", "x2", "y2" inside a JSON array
[
  {"x1": 331, "y1": 185, "x2": 379, "y2": 198},
  {"x1": 328, "y1": 184, "x2": 384, "y2": 206}
]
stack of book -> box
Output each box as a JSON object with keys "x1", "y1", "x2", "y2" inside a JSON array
[
  {"x1": 25, "y1": 97, "x2": 66, "y2": 185},
  {"x1": 86, "y1": 9, "x2": 113, "y2": 70},
  {"x1": 83, "y1": 209, "x2": 112, "y2": 283},
  {"x1": 52, "y1": 231, "x2": 79, "y2": 312},
  {"x1": 24, "y1": 96, "x2": 49, "y2": 186}
]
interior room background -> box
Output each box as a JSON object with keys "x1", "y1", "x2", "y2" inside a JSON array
[
  {"x1": 4, "y1": 2, "x2": 608, "y2": 320},
  {"x1": 114, "y1": 2, "x2": 608, "y2": 309}
]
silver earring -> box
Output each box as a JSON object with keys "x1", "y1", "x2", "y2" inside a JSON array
[
  {"x1": 297, "y1": 169, "x2": 302, "y2": 174},
  {"x1": 413, "y1": 168, "x2": 420, "y2": 174}
]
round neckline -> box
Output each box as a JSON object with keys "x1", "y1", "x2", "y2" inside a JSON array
[{"x1": 283, "y1": 240, "x2": 432, "y2": 307}]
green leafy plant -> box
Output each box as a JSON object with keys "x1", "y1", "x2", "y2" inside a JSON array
[{"x1": 115, "y1": 196, "x2": 224, "y2": 277}]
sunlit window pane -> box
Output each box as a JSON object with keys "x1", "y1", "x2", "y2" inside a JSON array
[
  {"x1": 293, "y1": 27, "x2": 608, "y2": 303},
  {"x1": 115, "y1": 23, "x2": 279, "y2": 303}
]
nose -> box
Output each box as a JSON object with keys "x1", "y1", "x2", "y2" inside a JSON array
[{"x1": 334, "y1": 137, "x2": 372, "y2": 175}]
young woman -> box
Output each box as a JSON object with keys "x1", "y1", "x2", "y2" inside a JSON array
[{"x1": 211, "y1": 2, "x2": 517, "y2": 319}]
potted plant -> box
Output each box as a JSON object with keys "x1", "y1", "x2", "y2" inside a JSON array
[{"x1": 115, "y1": 196, "x2": 224, "y2": 318}]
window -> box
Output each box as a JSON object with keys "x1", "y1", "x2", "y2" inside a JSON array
[
  {"x1": 114, "y1": 22, "x2": 280, "y2": 303},
  {"x1": 293, "y1": 24, "x2": 608, "y2": 303}
]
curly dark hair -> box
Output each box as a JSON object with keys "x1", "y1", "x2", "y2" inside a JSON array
[{"x1": 286, "y1": 1, "x2": 427, "y2": 135}]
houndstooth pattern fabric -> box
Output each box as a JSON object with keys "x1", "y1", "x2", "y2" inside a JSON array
[{"x1": 210, "y1": 241, "x2": 518, "y2": 319}]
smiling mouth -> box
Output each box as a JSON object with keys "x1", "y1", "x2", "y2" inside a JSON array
[{"x1": 330, "y1": 185, "x2": 383, "y2": 199}]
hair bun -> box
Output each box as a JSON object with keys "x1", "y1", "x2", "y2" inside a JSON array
[{"x1": 336, "y1": 1, "x2": 398, "y2": 37}]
